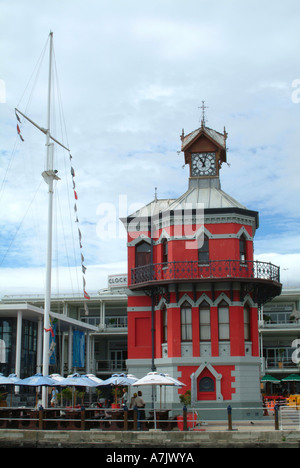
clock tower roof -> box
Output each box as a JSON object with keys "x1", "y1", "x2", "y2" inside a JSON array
[{"x1": 181, "y1": 124, "x2": 227, "y2": 168}]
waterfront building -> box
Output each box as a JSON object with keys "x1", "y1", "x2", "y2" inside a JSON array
[{"x1": 0, "y1": 276, "x2": 128, "y2": 379}]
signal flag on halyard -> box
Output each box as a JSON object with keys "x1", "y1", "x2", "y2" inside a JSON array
[
  {"x1": 16, "y1": 124, "x2": 24, "y2": 141},
  {"x1": 69, "y1": 150, "x2": 90, "y2": 311}
]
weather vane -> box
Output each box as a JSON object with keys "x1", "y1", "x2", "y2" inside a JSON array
[{"x1": 198, "y1": 100, "x2": 208, "y2": 127}]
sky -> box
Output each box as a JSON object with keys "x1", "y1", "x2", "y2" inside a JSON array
[{"x1": 0, "y1": 0, "x2": 300, "y2": 298}]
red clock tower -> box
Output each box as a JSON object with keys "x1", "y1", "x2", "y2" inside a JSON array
[{"x1": 121, "y1": 119, "x2": 281, "y2": 418}]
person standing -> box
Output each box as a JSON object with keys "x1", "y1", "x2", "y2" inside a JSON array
[{"x1": 135, "y1": 390, "x2": 145, "y2": 429}]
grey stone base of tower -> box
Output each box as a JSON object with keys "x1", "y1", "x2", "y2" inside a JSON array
[{"x1": 127, "y1": 356, "x2": 264, "y2": 421}]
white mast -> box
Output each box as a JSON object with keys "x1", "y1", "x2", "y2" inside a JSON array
[
  {"x1": 15, "y1": 32, "x2": 70, "y2": 407},
  {"x1": 41, "y1": 31, "x2": 57, "y2": 407}
]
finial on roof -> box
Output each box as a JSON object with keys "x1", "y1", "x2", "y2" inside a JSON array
[
  {"x1": 198, "y1": 100, "x2": 208, "y2": 127},
  {"x1": 154, "y1": 187, "x2": 158, "y2": 202}
]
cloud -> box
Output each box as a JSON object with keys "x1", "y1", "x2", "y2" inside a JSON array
[{"x1": 0, "y1": 0, "x2": 299, "y2": 297}]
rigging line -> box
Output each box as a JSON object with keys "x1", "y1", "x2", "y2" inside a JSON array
[
  {"x1": 61, "y1": 148, "x2": 81, "y2": 296},
  {"x1": 0, "y1": 179, "x2": 43, "y2": 267},
  {"x1": 16, "y1": 34, "x2": 49, "y2": 112},
  {"x1": 52, "y1": 44, "x2": 70, "y2": 150},
  {"x1": 0, "y1": 134, "x2": 20, "y2": 203},
  {"x1": 54, "y1": 182, "x2": 78, "y2": 295}
]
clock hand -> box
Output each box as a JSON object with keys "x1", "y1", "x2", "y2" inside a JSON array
[{"x1": 199, "y1": 156, "x2": 206, "y2": 167}]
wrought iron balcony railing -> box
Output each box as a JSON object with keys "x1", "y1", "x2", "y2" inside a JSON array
[{"x1": 130, "y1": 259, "x2": 280, "y2": 287}]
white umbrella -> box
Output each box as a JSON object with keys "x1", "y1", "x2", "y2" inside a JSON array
[
  {"x1": 101, "y1": 373, "x2": 137, "y2": 406},
  {"x1": 0, "y1": 373, "x2": 21, "y2": 407},
  {"x1": 159, "y1": 373, "x2": 185, "y2": 409},
  {"x1": 132, "y1": 372, "x2": 181, "y2": 429},
  {"x1": 59, "y1": 373, "x2": 98, "y2": 388},
  {"x1": 58, "y1": 373, "x2": 101, "y2": 406},
  {"x1": 83, "y1": 374, "x2": 104, "y2": 386},
  {"x1": 50, "y1": 373, "x2": 65, "y2": 383},
  {"x1": 0, "y1": 373, "x2": 16, "y2": 385}
]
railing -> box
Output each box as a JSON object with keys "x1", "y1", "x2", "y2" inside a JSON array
[
  {"x1": 0, "y1": 405, "x2": 289, "y2": 432},
  {"x1": 131, "y1": 260, "x2": 280, "y2": 286},
  {"x1": 264, "y1": 357, "x2": 298, "y2": 370},
  {"x1": 96, "y1": 359, "x2": 127, "y2": 373}
]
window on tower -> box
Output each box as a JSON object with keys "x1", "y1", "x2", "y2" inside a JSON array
[
  {"x1": 239, "y1": 234, "x2": 247, "y2": 263},
  {"x1": 181, "y1": 301, "x2": 192, "y2": 342},
  {"x1": 162, "y1": 238, "x2": 168, "y2": 264},
  {"x1": 244, "y1": 303, "x2": 251, "y2": 341},
  {"x1": 199, "y1": 300, "x2": 211, "y2": 341},
  {"x1": 198, "y1": 234, "x2": 209, "y2": 264},
  {"x1": 218, "y1": 300, "x2": 230, "y2": 341}
]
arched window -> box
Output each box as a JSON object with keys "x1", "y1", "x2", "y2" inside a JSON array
[
  {"x1": 199, "y1": 300, "x2": 211, "y2": 341},
  {"x1": 162, "y1": 238, "x2": 168, "y2": 264},
  {"x1": 199, "y1": 376, "x2": 215, "y2": 393},
  {"x1": 135, "y1": 241, "x2": 151, "y2": 267},
  {"x1": 244, "y1": 303, "x2": 251, "y2": 341},
  {"x1": 239, "y1": 234, "x2": 247, "y2": 263},
  {"x1": 218, "y1": 300, "x2": 230, "y2": 341},
  {"x1": 198, "y1": 234, "x2": 209, "y2": 264},
  {"x1": 181, "y1": 301, "x2": 192, "y2": 342}
]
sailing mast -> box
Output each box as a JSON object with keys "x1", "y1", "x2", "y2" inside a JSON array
[
  {"x1": 15, "y1": 31, "x2": 88, "y2": 407},
  {"x1": 16, "y1": 31, "x2": 62, "y2": 407},
  {"x1": 41, "y1": 30, "x2": 55, "y2": 407}
]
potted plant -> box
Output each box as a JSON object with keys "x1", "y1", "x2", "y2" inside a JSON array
[
  {"x1": 179, "y1": 389, "x2": 191, "y2": 407},
  {"x1": 111, "y1": 387, "x2": 121, "y2": 408},
  {"x1": 77, "y1": 390, "x2": 85, "y2": 406},
  {"x1": 61, "y1": 387, "x2": 73, "y2": 406}
]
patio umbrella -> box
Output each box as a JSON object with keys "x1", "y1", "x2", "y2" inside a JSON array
[
  {"x1": 18, "y1": 373, "x2": 58, "y2": 387},
  {"x1": 50, "y1": 373, "x2": 65, "y2": 383},
  {"x1": 281, "y1": 374, "x2": 300, "y2": 382},
  {"x1": 101, "y1": 373, "x2": 135, "y2": 386},
  {"x1": 101, "y1": 373, "x2": 136, "y2": 405},
  {"x1": 132, "y1": 372, "x2": 180, "y2": 429},
  {"x1": 0, "y1": 373, "x2": 21, "y2": 407},
  {"x1": 58, "y1": 373, "x2": 99, "y2": 387},
  {"x1": 0, "y1": 373, "x2": 16, "y2": 385},
  {"x1": 159, "y1": 373, "x2": 185, "y2": 409},
  {"x1": 18, "y1": 373, "x2": 59, "y2": 407},
  {"x1": 83, "y1": 374, "x2": 104, "y2": 386},
  {"x1": 58, "y1": 373, "x2": 101, "y2": 406},
  {"x1": 261, "y1": 374, "x2": 281, "y2": 383}
]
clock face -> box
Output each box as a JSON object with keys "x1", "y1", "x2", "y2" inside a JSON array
[{"x1": 191, "y1": 152, "x2": 217, "y2": 176}]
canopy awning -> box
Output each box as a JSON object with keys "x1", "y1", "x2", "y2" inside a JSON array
[{"x1": 0, "y1": 303, "x2": 97, "y2": 333}]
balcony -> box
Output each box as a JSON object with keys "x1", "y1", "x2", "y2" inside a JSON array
[{"x1": 130, "y1": 260, "x2": 281, "y2": 303}]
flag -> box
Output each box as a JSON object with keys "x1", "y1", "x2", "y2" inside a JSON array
[
  {"x1": 15, "y1": 110, "x2": 21, "y2": 122},
  {"x1": 74, "y1": 190, "x2": 78, "y2": 200},
  {"x1": 44, "y1": 327, "x2": 54, "y2": 338},
  {"x1": 71, "y1": 167, "x2": 75, "y2": 177},
  {"x1": 16, "y1": 124, "x2": 24, "y2": 142},
  {"x1": 84, "y1": 290, "x2": 90, "y2": 300}
]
